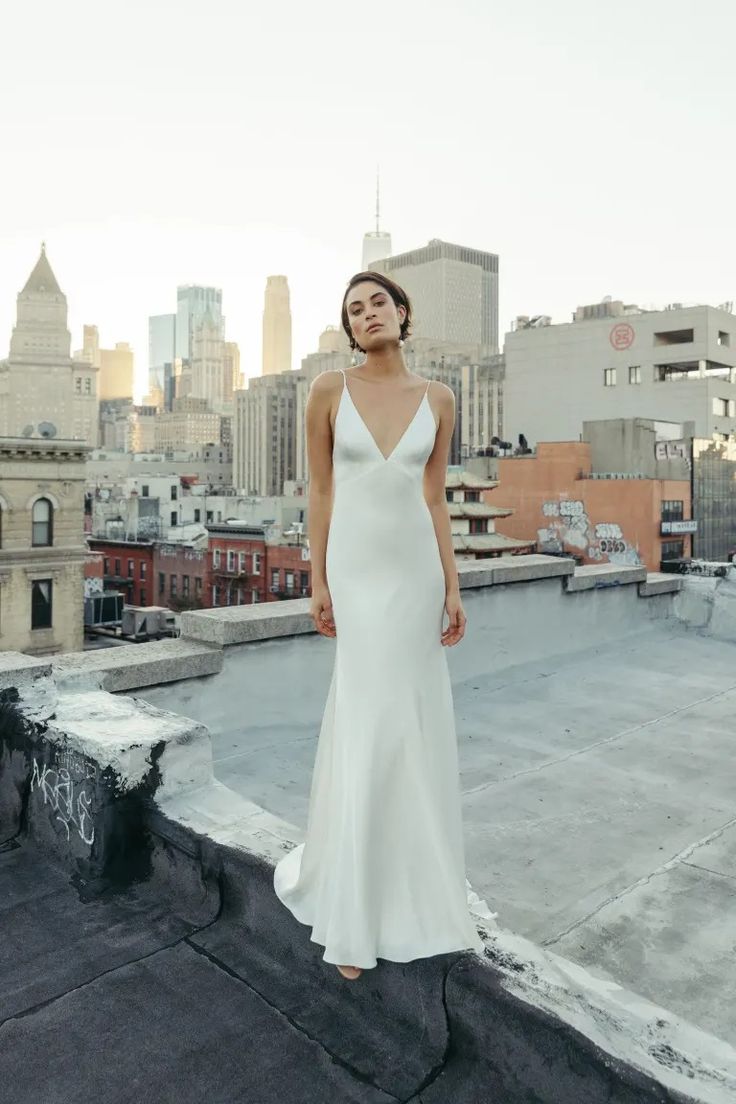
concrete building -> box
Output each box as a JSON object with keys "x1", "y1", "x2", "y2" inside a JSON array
[
  {"x1": 154, "y1": 398, "x2": 221, "y2": 454},
  {"x1": 223, "y1": 341, "x2": 242, "y2": 401},
  {"x1": 490, "y1": 422, "x2": 694, "y2": 571},
  {"x1": 262, "y1": 275, "x2": 292, "y2": 376},
  {"x1": 191, "y1": 318, "x2": 225, "y2": 409},
  {"x1": 127, "y1": 405, "x2": 157, "y2": 453},
  {"x1": 369, "y1": 238, "x2": 500, "y2": 356},
  {"x1": 234, "y1": 373, "x2": 299, "y2": 496},
  {"x1": 0, "y1": 437, "x2": 91, "y2": 654},
  {"x1": 76, "y1": 327, "x2": 134, "y2": 401},
  {"x1": 0, "y1": 246, "x2": 98, "y2": 446},
  {"x1": 503, "y1": 299, "x2": 736, "y2": 449}
]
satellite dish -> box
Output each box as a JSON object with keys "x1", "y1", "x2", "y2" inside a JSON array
[
  {"x1": 22, "y1": 425, "x2": 34, "y2": 437},
  {"x1": 38, "y1": 422, "x2": 57, "y2": 439}
]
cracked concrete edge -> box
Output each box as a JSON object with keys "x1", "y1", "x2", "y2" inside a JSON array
[{"x1": 153, "y1": 779, "x2": 736, "y2": 1104}]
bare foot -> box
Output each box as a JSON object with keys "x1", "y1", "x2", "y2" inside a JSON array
[{"x1": 336, "y1": 964, "x2": 363, "y2": 979}]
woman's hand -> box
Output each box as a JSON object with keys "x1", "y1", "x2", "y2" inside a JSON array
[
  {"x1": 310, "y1": 583, "x2": 336, "y2": 637},
  {"x1": 441, "y1": 589, "x2": 466, "y2": 647}
]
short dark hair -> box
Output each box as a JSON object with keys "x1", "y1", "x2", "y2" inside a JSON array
[{"x1": 340, "y1": 271, "x2": 413, "y2": 352}]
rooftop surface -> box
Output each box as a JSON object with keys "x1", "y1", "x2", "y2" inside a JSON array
[{"x1": 3, "y1": 556, "x2": 736, "y2": 1102}]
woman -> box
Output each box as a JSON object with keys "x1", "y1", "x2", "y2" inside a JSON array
[{"x1": 273, "y1": 271, "x2": 486, "y2": 980}]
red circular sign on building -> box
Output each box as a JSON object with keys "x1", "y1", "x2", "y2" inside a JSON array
[{"x1": 609, "y1": 322, "x2": 635, "y2": 350}]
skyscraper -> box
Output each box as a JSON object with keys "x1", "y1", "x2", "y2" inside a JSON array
[
  {"x1": 369, "y1": 238, "x2": 499, "y2": 355},
  {"x1": 361, "y1": 169, "x2": 392, "y2": 270},
  {"x1": 261, "y1": 275, "x2": 292, "y2": 376},
  {"x1": 176, "y1": 286, "x2": 223, "y2": 362},
  {"x1": 0, "y1": 244, "x2": 98, "y2": 445},
  {"x1": 148, "y1": 313, "x2": 176, "y2": 408}
]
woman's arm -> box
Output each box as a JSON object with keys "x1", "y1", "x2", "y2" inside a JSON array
[
  {"x1": 422, "y1": 382, "x2": 460, "y2": 596},
  {"x1": 423, "y1": 382, "x2": 467, "y2": 646},
  {"x1": 306, "y1": 373, "x2": 340, "y2": 638}
]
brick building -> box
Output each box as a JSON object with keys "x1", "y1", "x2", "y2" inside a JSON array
[
  {"x1": 153, "y1": 540, "x2": 207, "y2": 611},
  {"x1": 86, "y1": 538, "x2": 155, "y2": 607},
  {"x1": 207, "y1": 523, "x2": 311, "y2": 606}
]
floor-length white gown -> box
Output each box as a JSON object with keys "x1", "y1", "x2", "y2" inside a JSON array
[{"x1": 273, "y1": 368, "x2": 494, "y2": 969}]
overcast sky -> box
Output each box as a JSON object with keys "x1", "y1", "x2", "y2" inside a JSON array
[{"x1": 1, "y1": 0, "x2": 735, "y2": 398}]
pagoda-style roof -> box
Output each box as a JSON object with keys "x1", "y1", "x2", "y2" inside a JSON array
[
  {"x1": 448, "y1": 502, "x2": 513, "y2": 520},
  {"x1": 446, "y1": 470, "x2": 498, "y2": 490},
  {"x1": 21, "y1": 244, "x2": 62, "y2": 295},
  {"x1": 452, "y1": 532, "x2": 536, "y2": 554}
]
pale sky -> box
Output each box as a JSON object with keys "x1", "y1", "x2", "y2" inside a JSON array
[{"x1": 2, "y1": 0, "x2": 735, "y2": 399}]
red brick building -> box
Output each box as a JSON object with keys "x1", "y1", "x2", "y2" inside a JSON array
[
  {"x1": 207, "y1": 524, "x2": 311, "y2": 606},
  {"x1": 153, "y1": 541, "x2": 208, "y2": 611},
  {"x1": 86, "y1": 538, "x2": 155, "y2": 607}
]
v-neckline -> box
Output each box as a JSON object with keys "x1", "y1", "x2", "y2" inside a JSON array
[{"x1": 343, "y1": 377, "x2": 429, "y2": 463}]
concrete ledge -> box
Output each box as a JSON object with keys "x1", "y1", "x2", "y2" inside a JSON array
[
  {"x1": 640, "y1": 572, "x2": 684, "y2": 597},
  {"x1": 180, "y1": 600, "x2": 316, "y2": 646},
  {"x1": 51, "y1": 638, "x2": 223, "y2": 692},
  {"x1": 458, "y1": 554, "x2": 575, "y2": 587},
  {"x1": 0, "y1": 652, "x2": 51, "y2": 691},
  {"x1": 564, "y1": 564, "x2": 648, "y2": 592}
]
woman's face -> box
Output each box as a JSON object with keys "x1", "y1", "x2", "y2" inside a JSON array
[{"x1": 345, "y1": 280, "x2": 406, "y2": 351}]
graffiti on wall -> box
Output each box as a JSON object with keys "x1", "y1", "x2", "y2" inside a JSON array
[
  {"x1": 538, "y1": 500, "x2": 641, "y2": 565},
  {"x1": 31, "y1": 755, "x2": 96, "y2": 846}
]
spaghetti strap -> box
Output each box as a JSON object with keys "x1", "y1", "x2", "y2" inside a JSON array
[{"x1": 424, "y1": 377, "x2": 431, "y2": 396}]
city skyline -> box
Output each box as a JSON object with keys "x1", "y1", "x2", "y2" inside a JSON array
[{"x1": 2, "y1": 0, "x2": 736, "y2": 400}]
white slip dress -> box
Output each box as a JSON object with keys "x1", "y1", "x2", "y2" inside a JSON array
[{"x1": 273, "y1": 368, "x2": 496, "y2": 968}]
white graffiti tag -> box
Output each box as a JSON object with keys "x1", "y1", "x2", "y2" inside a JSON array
[{"x1": 31, "y1": 759, "x2": 95, "y2": 846}]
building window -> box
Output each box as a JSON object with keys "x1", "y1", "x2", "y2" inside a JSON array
[
  {"x1": 213, "y1": 548, "x2": 221, "y2": 568},
  {"x1": 84, "y1": 378, "x2": 91, "y2": 393},
  {"x1": 251, "y1": 589, "x2": 259, "y2": 603},
  {"x1": 140, "y1": 587, "x2": 147, "y2": 605},
  {"x1": 128, "y1": 559, "x2": 135, "y2": 577},
  {"x1": 104, "y1": 557, "x2": 110, "y2": 574},
  {"x1": 661, "y1": 539, "x2": 685, "y2": 560},
  {"x1": 194, "y1": 509, "x2": 201, "y2": 523},
  {"x1": 629, "y1": 365, "x2": 641, "y2": 384},
  {"x1": 170, "y1": 485, "x2": 178, "y2": 500},
  {"x1": 253, "y1": 552, "x2": 261, "y2": 574},
  {"x1": 75, "y1": 378, "x2": 82, "y2": 393},
  {"x1": 170, "y1": 511, "x2": 177, "y2": 527},
  {"x1": 718, "y1": 331, "x2": 730, "y2": 347},
  {"x1": 140, "y1": 561, "x2": 147, "y2": 579},
  {"x1": 115, "y1": 558, "x2": 121, "y2": 576},
  {"x1": 213, "y1": 585, "x2": 220, "y2": 606},
  {"x1": 661, "y1": 500, "x2": 684, "y2": 523},
  {"x1": 195, "y1": 577, "x2": 202, "y2": 596},
  {"x1": 141, "y1": 484, "x2": 150, "y2": 497},
  {"x1": 713, "y1": 397, "x2": 729, "y2": 416},
  {"x1": 604, "y1": 368, "x2": 616, "y2": 387},
  {"x1": 285, "y1": 570, "x2": 294, "y2": 591},
  {"x1": 270, "y1": 567, "x2": 279, "y2": 589},
  {"x1": 239, "y1": 551, "x2": 246, "y2": 572},
  {"x1": 206, "y1": 511, "x2": 213, "y2": 524},
  {"x1": 170, "y1": 574, "x2": 177, "y2": 596},
  {"x1": 300, "y1": 571, "x2": 309, "y2": 595},
  {"x1": 465, "y1": 491, "x2": 480, "y2": 502},
  {"x1": 159, "y1": 571, "x2": 165, "y2": 596},
  {"x1": 227, "y1": 549, "x2": 235, "y2": 571},
  {"x1": 182, "y1": 575, "x2": 190, "y2": 596},
  {"x1": 31, "y1": 579, "x2": 52, "y2": 630},
  {"x1": 654, "y1": 329, "x2": 694, "y2": 346},
  {"x1": 31, "y1": 498, "x2": 53, "y2": 546}
]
